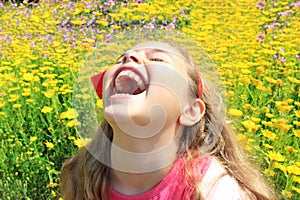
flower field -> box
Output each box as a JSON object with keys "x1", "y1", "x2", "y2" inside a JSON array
[{"x1": 0, "y1": 0, "x2": 299, "y2": 199}]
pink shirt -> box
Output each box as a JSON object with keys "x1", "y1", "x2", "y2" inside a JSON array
[{"x1": 109, "y1": 156, "x2": 212, "y2": 200}]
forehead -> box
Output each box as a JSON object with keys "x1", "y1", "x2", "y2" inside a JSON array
[{"x1": 126, "y1": 42, "x2": 187, "y2": 61}]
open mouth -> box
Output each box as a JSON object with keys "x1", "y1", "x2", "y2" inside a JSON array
[{"x1": 113, "y1": 67, "x2": 147, "y2": 96}]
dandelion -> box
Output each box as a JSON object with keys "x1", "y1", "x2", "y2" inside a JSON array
[
  {"x1": 8, "y1": 94, "x2": 19, "y2": 102},
  {"x1": 281, "y1": 190, "x2": 293, "y2": 198},
  {"x1": 263, "y1": 143, "x2": 273, "y2": 149},
  {"x1": 51, "y1": 190, "x2": 56, "y2": 197},
  {"x1": 261, "y1": 129, "x2": 276, "y2": 140},
  {"x1": 285, "y1": 146, "x2": 298, "y2": 153},
  {"x1": 274, "y1": 162, "x2": 286, "y2": 173},
  {"x1": 96, "y1": 99, "x2": 103, "y2": 108},
  {"x1": 65, "y1": 108, "x2": 79, "y2": 119},
  {"x1": 41, "y1": 106, "x2": 53, "y2": 113},
  {"x1": 13, "y1": 104, "x2": 22, "y2": 109},
  {"x1": 294, "y1": 176, "x2": 300, "y2": 184},
  {"x1": 228, "y1": 108, "x2": 243, "y2": 117},
  {"x1": 293, "y1": 121, "x2": 300, "y2": 126},
  {"x1": 66, "y1": 119, "x2": 81, "y2": 127},
  {"x1": 293, "y1": 129, "x2": 300, "y2": 138},
  {"x1": 45, "y1": 142, "x2": 54, "y2": 149},
  {"x1": 96, "y1": 20, "x2": 109, "y2": 26},
  {"x1": 46, "y1": 183, "x2": 58, "y2": 188},
  {"x1": 74, "y1": 138, "x2": 92, "y2": 148},
  {"x1": 292, "y1": 186, "x2": 300, "y2": 194},
  {"x1": 241, "y1": 120, "x2": 260, "y2": 133},
  {"x1": 242, "y1": 104, "x2": 255, "y2": 111},
  {"x1": 295, "y1": 110, "x2": 300, "y2": 118},
  {"x1": 22, "y1": 73, "x2": 35, "y2": 81},
  {"x1": 267, "y1": 151, "x2": 285, "y2": 162},
  {"x1": 287, "y1": 165, "x2": 300, "y2": 175},
  {"x1": 30, "y1": 136, "x2": 37, "y2": 142}
]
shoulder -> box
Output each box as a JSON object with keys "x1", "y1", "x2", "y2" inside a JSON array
[{"x1": 199, "y1": 157, "x2": 248, "y2": 200}]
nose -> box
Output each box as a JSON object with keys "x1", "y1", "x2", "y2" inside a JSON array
[{"x1": 122, "y1": 51, "x2": 142, "y2": 64}]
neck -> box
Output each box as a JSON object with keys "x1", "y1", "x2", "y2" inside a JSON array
[{"x1": 109, "y1": 124, "x2": 182, "y2": 195}]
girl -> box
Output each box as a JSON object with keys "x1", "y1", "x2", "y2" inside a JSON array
[{"x1": 61, "y1": 41, "x2": 278, "y2": 200}]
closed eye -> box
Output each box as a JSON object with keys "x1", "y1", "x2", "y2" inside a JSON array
[{"x1": 150, "y1": 57, "x2": 164, "y2": 62}]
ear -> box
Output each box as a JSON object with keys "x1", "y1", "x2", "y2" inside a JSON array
[{"x1": 179, "y1": 99, "x2": 205, "y2": 126}]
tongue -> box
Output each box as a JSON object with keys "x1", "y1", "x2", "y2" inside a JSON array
[{"x1": 115, "y1": 75, "x2": 143, "y2": 95}]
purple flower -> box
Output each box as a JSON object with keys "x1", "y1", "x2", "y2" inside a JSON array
[
  {"x1": 257, "y1": 33, "x2": 263, "y2": 39},
  {"x1": 278, "y1": 10, "x2": 291, "y2": 17},
  {"x1": 292, "y1": 2, "x2": 300, "y2": 7},
  {"x1": 296, "y1": 54, "x2": 300, "y2": 60},
  {"x1": 257, "y1": 1, "x2": 264, "y2": 10},
  {"x1": 273, "y1": 54, "x2": 278, "y2": 60},
  {"x1": 279, "y1": 47, "x2": 285, "y2": 52},
  {"x1": 280, "y1": 56, "x2": 286, "y2": 62},
  {"x1": 257, "y1": 1, "x2": 263, "y2": 6}
]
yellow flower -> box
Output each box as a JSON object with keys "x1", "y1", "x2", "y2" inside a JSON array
[
  {"x1": 241, "y1": 120, "x2": 260, "y2": 132},
  {"x1": 30, "y1": 136, "x2": 38, "y2": 142},
  {"x1": 294, "y1": 129, "x2": 300, "y2": 138},
  {"x1": 251, "y1": 117, "x2": 260, "y2": 123},
  {"x1": 285, "y1": 146, "x2": 298, "y2": 153},
  {"x1": 281, "y1": 190, "x2": 293, "y2": 198},
  {"x1": 66, "y1": 119, "x2": 81, "y2": 127},
  {"x1": 42, "y1": 90, "x2": 55, "y2": 98},
  {"x1": 225, "y1": 91, "x2": 234, "y2": 97},
  {"x1": 292, "y1": 186, "x2": 300, "y2": 194},
  {"x1": 13, "y1": 104, "x2": 22, "y2": 109},
  {"x1": 267, "y1": 151, "x2": 285, "y2": 162},
  {"x1": 293, "y1": 176, "x2": 300, "y2": 184},
  {"x1": 22, "y1": 73, "x2": 35, "y2": 81},
  {"x1": 263, "y1": 143, "x2": 273, "y2": 149},
  {"x1": 46, "y1": 183, "x2": 58, "y2": 188},
  {"x1": 71, "y1": 20, "x2": 86, "y2": 26},
  {"x1": 274, "y1": 163, "x2": 286, "y2": 173},
  {"x1": 26, "y1": 99, "x2": 33, "y2": 103},
  {"x1": 96, "y1": 99, "x2": 103, "y2": 108},
  {"x1": 228, "y1": 108, "x2": 243, "y2": 117},
  {"x1": 287, "y1": 165, "x2": 300, "y2": 175},
  {"x1": 41, "y1": 106, "x2": 53, "y2": 113},
  {"x1": 8, "y1": 94, "x2": 19, "y2": 102},
  {"x1": 96, "y1": 20, "x2": 109, "y2": 26},
  {"x1": 0, "y1": 102, "x2": 5, "y2": 108},
  {"x1": 265, "y1": 113, "x2": 274, "y2": 118},
  {"x1": 295, "y1": 110, "x2": 300, "y2": 118},
  {"x1": 68, "y1": 136, "x2": 76, "y2": 140},
  {"x1": 45, "y1": 142, "x2": 54, "y2": 149},
  {"x1": 261, "y1": 129, "x2": 276, "y2": 140},
  {"x1": 242, "y1": 104, "x2": 255, "y2": 111},
  {"x1": 65, "y1": 108, "x2": 79, "y2": 119},
  {"x1": 74, "y1": 138, "x2": 92, "y2": 148},
  {"x1": 293, "y1": 121, "x2": 300, "y2": 126},
  {"x1": 51, "y1": 190, "x2": 56, "y2": 197}
]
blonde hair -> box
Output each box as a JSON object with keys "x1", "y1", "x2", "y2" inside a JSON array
[{"x1": 61, "y1": 42, "x2": 278, "y2": 200}]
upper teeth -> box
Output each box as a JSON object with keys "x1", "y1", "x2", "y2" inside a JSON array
[{"x1": 115, "y1": 70, "x2": 145, "y2": 93}]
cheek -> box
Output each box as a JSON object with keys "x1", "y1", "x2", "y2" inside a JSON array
[{"x1": 146, "y1": 84, "x2": 183, "y2": 117}]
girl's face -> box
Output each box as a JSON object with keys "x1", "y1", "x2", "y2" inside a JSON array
[{"x1": 102, "y1": 42, "x2": 193, "y2": 137}]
